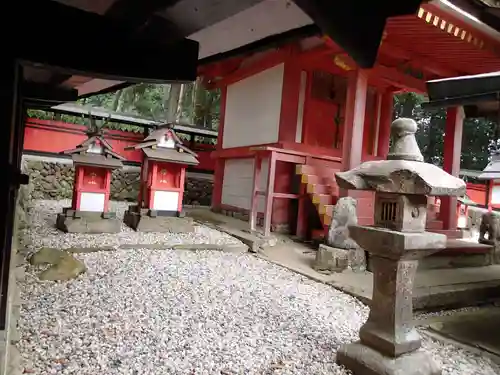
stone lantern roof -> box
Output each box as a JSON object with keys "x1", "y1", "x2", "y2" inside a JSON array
[
  {"x1": 62, "y1": 130, "x2": 125, "y2": 169},
  {"x1": 335, "y1": 118, "x2": 466, "y2": 197},
  {"x1": 126, "y1": 124, "x2": 199, "y2": 166},
  {"x1": 478, "y1": 151, "x2": 500, "y2": 180}
]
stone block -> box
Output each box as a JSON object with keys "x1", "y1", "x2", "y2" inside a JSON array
[
  {"x1": 56, "y1": 213, "x2": 121, "y2": 233},
  {"x1": 38, "y1": 254, "x2": 86, "y2": 281},
  {"x1": 337, "y1": 341, "x2": 441, "y2": 375},
  {"x1": 124, "y1": 210, "x2": 195, "y2": 233},
  {"x1": 313, "y1": 244, "x2": 349, "y2": 273}
]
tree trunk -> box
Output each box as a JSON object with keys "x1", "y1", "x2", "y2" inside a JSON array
[
  {"x1": 166, "y1": 84, "x2": 182, "y2": 123},
  {"x1": 193, "y1": 77, "x2": 207, "y2": 127},
  {"x1": 176, "y1": 84, "x2": 186, "y2": 122},
  {"x1": 112, "y1": 90, "x2": 123, "y2": 112}
]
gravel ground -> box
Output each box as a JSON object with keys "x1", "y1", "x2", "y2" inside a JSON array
[{"x1": 17, "y1": 200, "x2": 500, "y2": 375}]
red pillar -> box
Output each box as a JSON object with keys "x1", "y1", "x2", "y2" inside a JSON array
[
  {"x1": 441, "y1": 106, "x2": 464, "y2": 230},
  {"x1": 341, "y1": 69, "x2": 368, "y2": 177},
  {"x1": 211, "y1": 87, "x2": 227, "y2": 210},
  {"x1": 278, "y1": 61, "x2": 301, "y2": 143},
  {"x1": 376, "y1": 91, "x2": 394, "y2": 159}
]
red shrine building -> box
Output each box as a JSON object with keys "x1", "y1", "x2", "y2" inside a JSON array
[
  {"x1": 200, "y1": 2, "x2": 500, "y2": 239},
  {"x1": 123, "y1": 126, "x2": 199, "y2": 231},
  {"x1": 56, "y1": 130, "x2": 125, "y2": 233}
]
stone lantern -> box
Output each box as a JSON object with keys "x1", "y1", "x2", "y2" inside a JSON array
[{"x1": 335, "y1": 118, "x2": 466, "y2": 375}]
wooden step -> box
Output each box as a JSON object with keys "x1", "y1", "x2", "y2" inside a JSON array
[
  {"x1": 296, "y1": 164, "x2": 340, "y2": 176},
  {"x1": 318, "y1": 204, "x2": 334, "y2": 216},
  {"x1": 312, "y1": 193, "x2": 333, "y2": 205},
  {"x1": 300, "y1": 174, "x2": 321, "y2": 184},
  {"x1": 306, "y1": 183, "x2": 329, "y2": 195}
]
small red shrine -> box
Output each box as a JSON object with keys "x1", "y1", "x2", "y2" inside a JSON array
[
  {"x1": 56, "y1": 129, "x2": 125, "y2": 233},
  {"x1": 123, "y1": 125, "x2": 199, "y2": 231},
  {"x1": 199, "y1": 2, "x2": 500, "y2": 241}
]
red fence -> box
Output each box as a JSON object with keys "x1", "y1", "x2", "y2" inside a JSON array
[{"x1": 24, "y1": 119, "x2": 216, "y2": 172}]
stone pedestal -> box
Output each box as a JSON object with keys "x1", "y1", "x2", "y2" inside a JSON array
[
  {"x1": 314, "y1": 244, "x2": 349, "y2": 273},
  {"x1": 56, "y1": 208, "x2": 121, "y2": 233},
  {"x1": 123, "y1": 205, "x2": 194, "y2": 233},
  {"x1": 336, "y1": 226, "x2": 445, "y2": 375}
]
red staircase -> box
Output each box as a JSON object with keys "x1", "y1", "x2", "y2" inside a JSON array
[{"x1": 295, "y1": 163, "x2": 463, "y2": 240}]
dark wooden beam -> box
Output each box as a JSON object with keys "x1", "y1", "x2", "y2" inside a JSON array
[
  {"x1": 292, "y1": 0, "x2": 428, "y2": 68},
  {"x1": 21, "y1": 82, "x2": 78, "y2": 103},
  {"x1": 14, "y1": 0, "x2": 199, "y2": 83}
]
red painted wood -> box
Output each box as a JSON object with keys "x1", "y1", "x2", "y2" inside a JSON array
[
  {"x1": 278, "y1": 60, "x2": 301, "y2": 143},
  {"x1": 264, "y1": 152, "x2": 277, "y2": 236},
  {"x1": 377, "y1": 91, "x2": 394, "y2": 158},
  {"x1": 441, "y1": 107, "x2": 464, "y2": 231},
  {"x1": 250, "y1": 154, "x2": 262, "y2": 231},
  {"x1": 342, "y1": 70, "x2": 368, "y2": 171},
  {"x1": 211, "y1": 86, "x2": 227, "y2": 209},
  {"x1": 215, "y1": 47, "x2": 291, "y2": 88},
  {"x1": 24, "y1": 119, "x2": 216, "y2": 172}
]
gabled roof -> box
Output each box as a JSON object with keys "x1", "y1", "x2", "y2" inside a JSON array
[
  {"x1": 62, "y1": 131, "x2": 125, "y2": 169},
  {"x1": 126, "y1": 126, "x2": 199, "y2": 166}
]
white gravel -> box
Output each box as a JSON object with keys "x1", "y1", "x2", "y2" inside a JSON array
[{"x1": 17, "y1": 200, "x2": 500, "y2": 374}]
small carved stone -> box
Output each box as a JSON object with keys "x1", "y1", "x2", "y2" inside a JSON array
[
  {"x1": 326, "y1": 197, "x2": 359, "y2": 250},
  {"x1": 321, "y1": 197, "x2": 366, "y2": 272},
  {"x1": 479, "y1": 211, "x2": 500, "y2": 263}
]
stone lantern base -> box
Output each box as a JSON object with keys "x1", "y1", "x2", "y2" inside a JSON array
[
  {"x1": 337, "y1": 342, "x2": 441, "y2": 375},
  {"x1": 56, "y1": 208, "x2": 121, "y2": 233},
  {"x1": 123, "y1": 205, "x2": 194, "y2": 233}
]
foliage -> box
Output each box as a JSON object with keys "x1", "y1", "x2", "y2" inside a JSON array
[
  {"x1": 394, "y1": 92, "x2": 495, "y2": 171},
  {"x1": 26, "y1": 80, "x2": 496, "y2": 172}
]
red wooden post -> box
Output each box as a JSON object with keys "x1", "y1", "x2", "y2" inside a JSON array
[
  {"x1": 250, "y1": 153, "x2": 262, "y2": 231},
  {"x1": 296, "y1": 183, "x2": 307, "y2": 238},
  {"x1": 104, "y1": 169, "x2": 111, "y2": 212},
  {"x1": 278, "y1": 60, "x2": 301, "y2": 143},
  {"x1": 211, "y1": 87, "x2": 227, "y2": 210},
  {"x1": 376, "y1": 91, "x2": 394, "y2": 159},
  {"x1": 340, "y1": 69, "x2": 368, "y2": 195},
  {"x1": 178, "y1": 166, "x2": 186, "y2": 212},
  {"x1": 441, "y1": 106, "x2": 464, "y2": 230},
  {"x1": 263, "y1": 152, "x2": 277, "y2": 236}
]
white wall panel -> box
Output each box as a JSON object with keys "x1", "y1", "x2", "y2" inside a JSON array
[{"x1": 223, "y1": 64, "x2": 284, "y2": 149}]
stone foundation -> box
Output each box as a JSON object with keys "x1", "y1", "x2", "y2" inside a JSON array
[
  {"x1": 214, "y1": 207, "x2": 291, "y2": 234},
  {"x1": 56, "y1": 209, "x2": 121, "y2": 233},
  {"x1": 124, "y1": 205, "x2": 195, "y2": 233},
  {"x1": 23, "y1": 158, "x2": 213, "y2": 205}
]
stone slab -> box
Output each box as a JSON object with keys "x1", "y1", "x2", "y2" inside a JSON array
[
  {"x1": 56, "y1": 214, "x2": 121, "y2": 233},
  {"x1": 123, "y1": 211, "x2": 195, "y2": 233},
  {"x1": 258, "y1": 242, "x2": 500, "y2": 310},
  {"x1": 424, "y1": 308, "x2": 500, "y2": 357},
  {"x1": 172, "y1": 243, "x2": 249, "y2": 253},
  {"x1": 337, "y1": 341, "x2": 441, "y2": 375},
  {"x1": 215, "y1": 224, "x2": 265, "y2": 253}
]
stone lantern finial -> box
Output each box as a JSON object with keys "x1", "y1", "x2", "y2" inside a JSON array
[{"x1": 387, "y1": 118, "x2": 424, "y2": 162}]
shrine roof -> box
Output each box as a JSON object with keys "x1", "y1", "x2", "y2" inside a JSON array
[
  {"x1": 71, "y1": 154, "x2": 124, "y2": 169},
  {"x1": 143, "y1": 148, "x2": 198, "y2": 165},
  {"x1": 424, "y1": 70, "x2": 500, "y2": 118},
  {"x1": 478, "y1": 154, "x2": 500, "y2": 179}
]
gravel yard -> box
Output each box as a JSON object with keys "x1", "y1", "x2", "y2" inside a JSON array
[{"x1": 17, "y1": 200, "x2": 500, "y2": 374}]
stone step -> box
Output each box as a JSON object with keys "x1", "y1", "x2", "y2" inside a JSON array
[
  {"x1": 426, "y1": 220, "x2": 443, "y2": 230},
  {"x1": 418, "y1": 252, "x2": 492, "y2": 270},
  {"x1": 427, "y1": 229, "x2": 464, "y2": 239}
]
